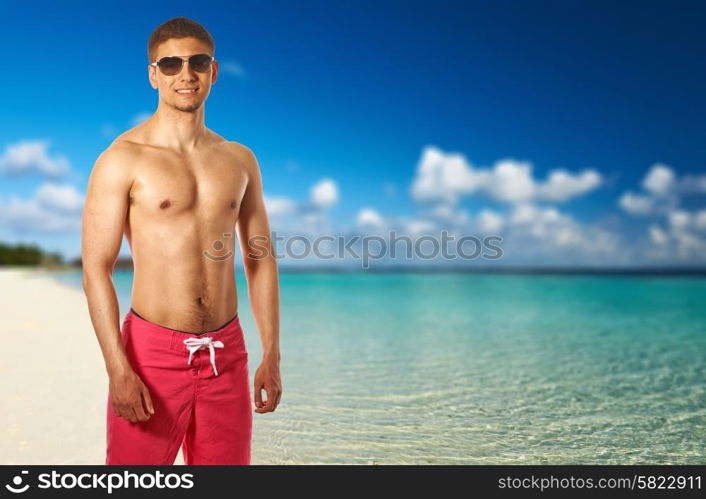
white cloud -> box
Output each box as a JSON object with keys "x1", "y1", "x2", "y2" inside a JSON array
[
  {"x1": 36, "y1": 183, "x2": 84, "y2": 212},
  {"x1": 356, "y1": 208, "x2": 385, "y2": 228},
  {"x1": 509, "y1": 203, "x2": 568, "y2": 238},
  {"x1": 503, "y1": 202, "x2": 618, "y2": 255},
  {"x1": 264, "y1": 178, "x2": 340, "y2": 220},
  {"x1": 427, "y1": 203, "x2": 470, "y2": 227},
  {"x1": 409, "y1": 146, "x2": 489, "y2": 204},
  {"x1": 0, "y1": 140, "x2": 71, "y2": 178},
  {"x1": 352, "y1": 187, "x2": 620, "y2": 262},
  {"x1": 618, "y1": 191, "x2": 658, "y2": 215},
  {"x1": 667, "y1": 209, "x2": 690, "y2": 231},
  {"x1": 641, "y1": 208, "x2": 706, "y2": 259},
  {"x1": 649, "y1": 224, "x2": 668, "y2": 245},
  {"x1": 264, "y1": 195, "x2": 297, "y2": 217},
  {"x1": 353, "y1": 198, "x2": 619, "y2": 263},
  {"x1": 621, "y1": 163, "x2": 706, "y2": 214},
  {"x1": 297, "y1": 211, "x2": 333, "y2": 236},
  {"x1": 409, "y1": 145, "x2": 602, "y2": 205},
  {"x1": 671, "y1": 229, "x2": 706, "y2": 259},
  {"x1": 310, "y1": 178, "x2": 339, "y2": 209},
  {"x1": 0, "y1": 183, "x2": 84, "y2": 233},
  {"x1": 643, "y1": 163, "x2": 675, "y2": 197},
  {"x1": 405, "y1": 219, "x2": 438, "y2": 236},
  {"x1": 262, "y1": 178, "x2": 340, "y2": 234},
  {"x1": 485, "y1": 160, "x2": 535, "y2": 203},
  {"x1": 476, "y1": 209, "x2": 504, "y2": 233},
  {"x1": 620, "y1": 164, "x2": 706, "y2": 260},
  {"x1": 537, "y1": 169, "x2": 602, "y2": 202},
  {"x1": 666, "y1": 209, "x2": 706, "y2": 234}
]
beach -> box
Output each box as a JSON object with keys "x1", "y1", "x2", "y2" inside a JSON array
[
  {"x1": 0, "y1": 267, "x2": 192, "y2": 465},
  {"x1": 2, "y1": 266, "x2": 705, "y2": 464},
  {"x1": 0, "y1": 267, "x2": 103, "y2": 464}
]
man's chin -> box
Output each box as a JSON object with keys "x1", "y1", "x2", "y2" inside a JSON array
[{"x1": 174, "y1": 103, "x2": 202, "y2": 113}]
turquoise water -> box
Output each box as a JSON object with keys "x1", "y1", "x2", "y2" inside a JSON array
[{"x1": 53, "y1": 270, "x2": 706, "y2": 464}]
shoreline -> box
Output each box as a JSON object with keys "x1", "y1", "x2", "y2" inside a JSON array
[
  {"x1": 11, "y1": 264, "x2": 706, "y2": 278},
  {"x1": 0, "y1": 267, "x2": 192, "y2": 464}
]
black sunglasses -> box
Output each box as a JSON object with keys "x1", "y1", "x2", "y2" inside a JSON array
[{"x1": 150, "y1": 53, "x2": 214, "y2": 76}]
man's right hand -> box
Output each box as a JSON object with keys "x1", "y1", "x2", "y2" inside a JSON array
[{"x1": 108, "y1": 368, "x2": 155, "y2": 423}]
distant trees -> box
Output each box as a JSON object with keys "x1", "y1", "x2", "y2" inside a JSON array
[
  {"x1": 0, "y1": 242, "x2": 133, "y2": 269},
  {"x1": 0, "y1": 242, "x2": 65, "y2": 267}
]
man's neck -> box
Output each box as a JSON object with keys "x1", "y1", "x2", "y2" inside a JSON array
[{"x1": 147, "y1": 104, "x2": 208, "y2": 152}]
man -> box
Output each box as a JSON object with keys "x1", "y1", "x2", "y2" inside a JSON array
[{"x1": 81, "y1": 17, "x2": 282, "y2": 465}]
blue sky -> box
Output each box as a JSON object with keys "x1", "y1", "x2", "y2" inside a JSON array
[{"x1": 1, "y1": 0, "x2": 705, "y2": 266}]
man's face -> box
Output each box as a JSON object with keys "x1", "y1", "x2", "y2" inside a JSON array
[{"x1": 149, "y1": 37, "x2": 218, "y2": 113}]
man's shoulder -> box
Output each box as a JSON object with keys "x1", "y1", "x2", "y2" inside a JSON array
[
  {"x1": 99, "y1": 135, "x2": 143, "y2": 160},
  {"x1": 90, "y1": 140, "x2": 140, "y2": 185},
  {"x1": 217, "y1": 139, "x2": 259, "y2": 171},
  {"x1": 102, "y1": 123, "x2": 170, "y2": 161},
  {"x1": 218, "y1": 138, "x2": 255, "y2": 158}
]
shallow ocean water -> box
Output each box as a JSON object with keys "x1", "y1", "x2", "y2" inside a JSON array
[{"x1": 54, "y1": 270, "x2": 706, "y2": 464}]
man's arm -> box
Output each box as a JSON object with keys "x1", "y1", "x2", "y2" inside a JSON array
[
  {"x1": 81, "y1": 145, "x2": 154, "y2": 423},
  {"x1": 235, "y1": 144, "x2": 282, "y2": 414}
]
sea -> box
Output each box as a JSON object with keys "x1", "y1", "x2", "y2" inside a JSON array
[{"x1": 51, "y1": 269, "x2": 706, "y2": 464}]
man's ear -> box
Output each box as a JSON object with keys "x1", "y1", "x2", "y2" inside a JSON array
[
  {"x1": 211, "y1": 59, "x2": 218, "y2": 86},
  {"x1": 148, "y1": 66, "x2": 158, "y2": 89}
]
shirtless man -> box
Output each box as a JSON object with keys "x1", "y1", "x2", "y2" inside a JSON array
[{"x1": 81, "y1": 17, "x2": 281, "y2": 465}]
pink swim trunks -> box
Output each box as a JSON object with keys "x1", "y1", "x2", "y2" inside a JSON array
[{"x1": 106, "y1": 307, "x2": 252, "y2": 465}]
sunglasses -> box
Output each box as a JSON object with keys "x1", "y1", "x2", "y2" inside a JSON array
[{"x1": 150, "y1": 53, "x2": 214, "y2": 76}]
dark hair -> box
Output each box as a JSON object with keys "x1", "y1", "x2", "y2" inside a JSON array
[{"x1": 147, "y1": 17, "x2": 215, "y2": 63}]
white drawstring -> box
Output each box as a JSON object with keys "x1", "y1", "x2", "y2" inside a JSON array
[{"x1": 183, "y1": 337, "x2": 225, "y2": 376}]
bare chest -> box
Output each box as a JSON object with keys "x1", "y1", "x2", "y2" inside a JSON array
[{"x1": 128, "y1": 150, "x2": 247, "y2": 222}]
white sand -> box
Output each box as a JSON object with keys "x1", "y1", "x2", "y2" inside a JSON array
[{"x1": 0, "y1": 267, "x2": 188, "y2": 464}]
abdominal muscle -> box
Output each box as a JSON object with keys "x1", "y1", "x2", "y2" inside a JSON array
[{"x1": 126, "y1": 215, "x2": 239, "y2": 334}]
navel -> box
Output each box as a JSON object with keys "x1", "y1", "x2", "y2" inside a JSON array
[
  {"x1": 159, "y1": 199, "x2": 172, "y2": 209},
  {"x1": 230, "y1": 200, "x2": 237, "y2": 209}
]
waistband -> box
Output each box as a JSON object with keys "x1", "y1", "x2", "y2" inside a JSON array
[
  {"x1": 124, "y1": 307, "x2": 243, "y2": 376},
  {"x1": 128, "y1": 307, "x2": 239, "y2": 335}
]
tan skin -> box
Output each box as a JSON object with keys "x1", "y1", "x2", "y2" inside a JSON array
[{"x1": 82, "y1": 37, "x2": 282, "y2": 424}]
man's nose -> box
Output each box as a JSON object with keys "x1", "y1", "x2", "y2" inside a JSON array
[{"x1": 179, "y1": 61, "x2": 198, "y2": 79}]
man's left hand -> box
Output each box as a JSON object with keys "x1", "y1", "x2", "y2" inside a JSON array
[{"x1": 253, "y1": 356, "x2": 282, "y2": 413}]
